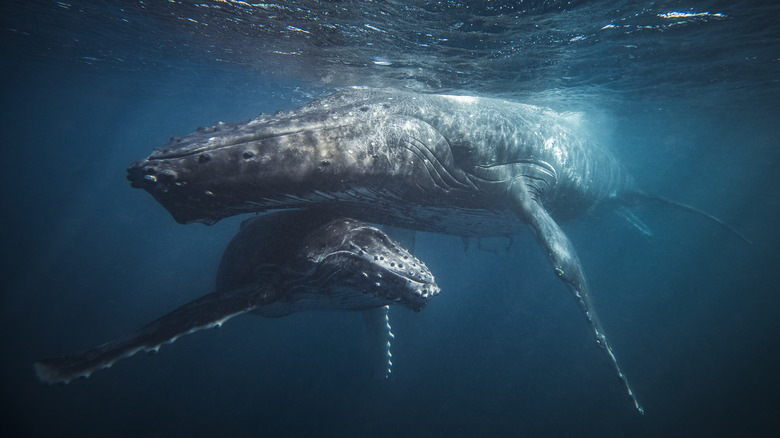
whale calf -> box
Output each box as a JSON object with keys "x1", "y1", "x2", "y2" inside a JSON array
[
  {"x1": 127, "y1": 88, "x2": 748, "y2": 413},
  {"x1": 35, "y1": 210, "x2": 439, "y2": 384}
]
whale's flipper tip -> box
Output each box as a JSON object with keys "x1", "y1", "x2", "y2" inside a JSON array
[
  {"x1": 33, "y1": 361, "x2": 66, "y2": 385},
  {"x1": 33, "y1": 356, "x2": 97, "y2": 385},
  {"x1": 512, "y1": 182, "x2": 644, "y2": 414},
  {"x1": 33, "y1": 285, "x2": 271, "y2": 385}
]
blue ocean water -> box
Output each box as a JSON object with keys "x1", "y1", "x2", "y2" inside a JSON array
[{"x1": 1, "y1": 1, "x2": 779, "y2": 437}]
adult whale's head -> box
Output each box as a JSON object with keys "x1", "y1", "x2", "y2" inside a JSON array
[
  {"x1": 127, "y1": 87, "x2": 482, "y2": 225},
  {"x1": 223, "y1": 211, "x2": 439, "y2": 313}
]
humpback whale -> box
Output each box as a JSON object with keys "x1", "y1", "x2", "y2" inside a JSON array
[
  {"x1": 127, "y1": 88, "x2": 748, "y2": 413},
  {"x1": 35, "y1": 211, "x2": 440, "y2": 385}
]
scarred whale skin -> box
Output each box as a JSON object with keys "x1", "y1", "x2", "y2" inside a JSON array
[
  {"x1": 127, "y1": 88, "x2": 644, "y2": 412},
  {"x1": 34, "y1": 210, "x2": 439, "y2": 385},
  {"x1": 128, "y1": 88, "x2": 749, "y2": 413},
  {"x1": 128, "y1": 88, "x2": 631, "y2": 234},
  {"x1": 127, "y1": 88, "x2": 648, "y2": 412}
]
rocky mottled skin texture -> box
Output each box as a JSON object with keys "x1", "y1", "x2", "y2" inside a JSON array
[
  {"x1": 127, "y1": 88, "x2": 643, "y2": 412},
  {"x1": 35, "y1": 211, "x2": 439, "y2": 385}
]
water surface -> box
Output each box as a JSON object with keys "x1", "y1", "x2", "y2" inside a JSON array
[{"x1": 1, "y1": 1, "x2": 779, "y2": 437}]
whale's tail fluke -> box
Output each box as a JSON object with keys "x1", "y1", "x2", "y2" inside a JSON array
[{"x1": 613, "y1": 191, "x2": 751, "y2": 244}]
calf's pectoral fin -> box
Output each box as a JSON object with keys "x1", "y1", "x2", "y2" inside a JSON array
[
  {"x1": 361, "y1": 226, "x2": 411, "y2": 380},
  {"x1": 362, "y1": 306, "x2": 394, "y2": 380},
  {"x1": 34, "y1": 284, "x2": 280, "y2": 385},
  {"x1": 509, "y1": 180, "x2": 645, "y2": 414}
]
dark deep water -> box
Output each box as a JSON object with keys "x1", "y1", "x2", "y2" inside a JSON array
[{"x1": 2, "y1": 1, "x2": 779, "y2": 437}]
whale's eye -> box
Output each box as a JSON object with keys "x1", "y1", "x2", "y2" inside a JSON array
[{"x1": 450, "y1": 141, "x2": 476, "y2": 166}]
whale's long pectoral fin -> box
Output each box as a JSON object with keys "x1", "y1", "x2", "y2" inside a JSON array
[
  {"x1": 34, "y1": 284, "x2": 280, "y2": 385},
  {"x1": 510, "y1": 182, "x2": 645, "y2": 414}
]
